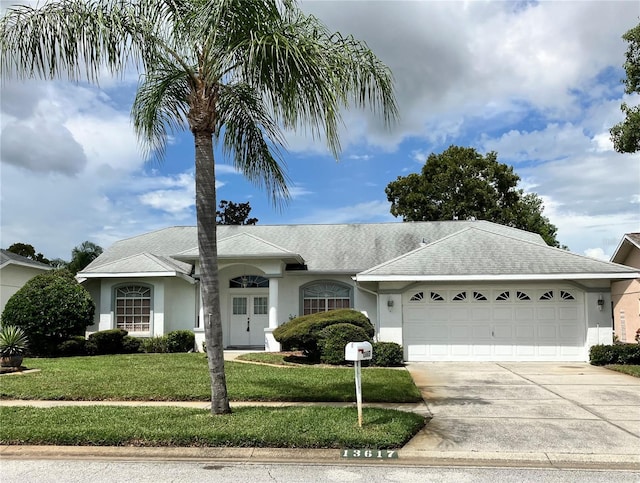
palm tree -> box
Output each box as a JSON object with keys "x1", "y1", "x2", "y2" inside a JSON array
[
  {"x1": 0, "y1": 0, "x2": 397, "y2": 414},
  {"x1": 69, "y1": 241, "x2": 104, "y2": 274}
]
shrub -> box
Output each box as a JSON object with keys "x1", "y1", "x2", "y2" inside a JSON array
[
  {"x1": 318, "y1": 323, "x2": 372, "y2": 365},
  {"x1": 590, "y1": 344, "x2": 640, "y2": 366},
  {"x1": 618, "y1": 344, "x2": 640, "y2": 364},
  {"x1": 165, "y1": 330, "x2": 195, "y2": 353},
  {"x1": 1, "y1": 270, "x2": 94, "y2": 356},
  {"x1": 87, "y1": 329, "x2": 128, "y2": 355},
  {"x1": 371, "y1": 342, "x2": 404, "y2": 367},
  {"x1": 142, "y1": 336, "x2": 169, "y2": 353},
  {"x1": 274, "y1": 309, "x2": 374, "y2": 360},
  {"x1": 122, "y1": 336, "x2": 142, "y2": 354},
  {"x1": 57, "y1": 336, "x2": 87, "y2": 356}
]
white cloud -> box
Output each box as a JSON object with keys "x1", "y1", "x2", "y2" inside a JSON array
[
  {"x1": 288, "y1": 185, "x2": 314, "y2": 199},
  {"x1": 138, "y1": 173, "x2": 195, "y2": 215},
  {"x1": 348, "y1": 154, "x2": 373, "y2": 161},
  {"x1": 584, "y1": 248, "x2": 609, "y2": 261}
]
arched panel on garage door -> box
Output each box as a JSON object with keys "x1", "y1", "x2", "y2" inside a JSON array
[{"x1": 402, "y1": 286, "x2": 585, "y2": 362}]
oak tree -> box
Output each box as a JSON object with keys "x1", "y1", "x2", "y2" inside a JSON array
[{"x1": 385, "y1": 146, "x2": 561, "y2": 246}]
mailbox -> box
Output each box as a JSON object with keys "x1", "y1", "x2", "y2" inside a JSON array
[{"x1": 345, "y1": 341, "x2": 373, "y2": 361}]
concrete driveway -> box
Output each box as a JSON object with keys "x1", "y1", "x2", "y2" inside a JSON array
[{"x1": 403, "y1": 362, "x2": 640, "y2": 464}]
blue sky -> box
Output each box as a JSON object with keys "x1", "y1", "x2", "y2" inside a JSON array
[{"x1": 1, "y1": 0, "x2": 639, "y2": 261}]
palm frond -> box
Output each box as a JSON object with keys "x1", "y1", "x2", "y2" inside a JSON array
[
  {"x1": 216, "y1": 82, "x2": 290, "y2": 206},
  {"x1": 0, "y1": 0, "x2": 195, "y2": 83},
  {"x1": 132, "y1": 62, "x2": 191, "y2": 161},
  {"x1": 216, "y1": 5, "x2": 395, "y2": 160}
]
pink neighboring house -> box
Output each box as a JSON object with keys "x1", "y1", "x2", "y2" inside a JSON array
[{"x1": 610, "y1": 233, "x2": 640, "y2": 343}]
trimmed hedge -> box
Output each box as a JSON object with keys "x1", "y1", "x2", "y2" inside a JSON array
[
  {"x1": 590, "y1": 344, "x2": 640, "y2": 366},
  {"x1": 87, "y1": 329, "x2": 128, "y2": 355},
  {"x1": 122, "y1": 336, "x2": 142, "y2": 354},
  {"x1": 142, "y1": 336, "x2": 169, "y2": 353},
  {"x1": 371, "y1": 342, "x2": 404, "y2": 367},
  {"x1": 273, "y1": 309, "x2": 374, "y2": 360},
  {"x1": 140, "y1": 331, "x2": 195, "y2": 353},
  {"x1": 319, "y1": 323, "x2": 372, "y2": 365},
  {"x1": 57, "y1": 336, "x2": 87, "y2": 356},
  {"x1": 166, "y1": 330, "x2": 195, "y2": 353}
]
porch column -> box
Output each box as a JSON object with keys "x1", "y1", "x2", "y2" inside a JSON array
[
  {"x1": 265, "y1": 277, "x2": 281, "y2": 352},
  {"x1": 268, "y1": 277, "x2": 279, "y2": 328}
]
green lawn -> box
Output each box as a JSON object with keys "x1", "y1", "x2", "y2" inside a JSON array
[
  {"x1": 0, "y1": 353, "x2": 422, "y2": 403},
  {"x1": 0, "y1": 405, "x2": 425, "y2": 448},
  {"x1": 606, "y1": 364, "x2": 640, "y2": 378}
]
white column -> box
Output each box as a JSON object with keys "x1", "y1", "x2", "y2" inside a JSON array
[
  {"x1": 153, "y1": 280, "x2": 164, "y2": 337},
  {"x1": 265, "y1": 277, "x2": 281, "y2": 352},
  {"x1": 268, "y1": 277, "x2": 279, "y2": 329}
]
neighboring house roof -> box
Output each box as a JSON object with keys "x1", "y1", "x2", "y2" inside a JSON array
[
  {"x1": 610, "y1": 233, "x2": 640, "y2": 268},
  {"x1": 78, "y1": 221, "x2": 638, "y2": 281},
  {"x1": 356, "y1": 227, "x2": 638, "y2": 282},
  {"x1": 0, "y1": 249, "x2": 52, "y2": 271}
]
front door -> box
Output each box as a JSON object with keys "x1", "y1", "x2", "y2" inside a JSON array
[{"x1": 229, "y1": 294, "x2": 269, "y2": 347}]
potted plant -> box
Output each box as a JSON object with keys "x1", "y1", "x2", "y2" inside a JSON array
[{"x1": 0, "y1": 325, "x2": 29, "y2": 368}]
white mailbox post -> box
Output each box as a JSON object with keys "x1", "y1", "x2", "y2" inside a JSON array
[{"x1": 345, "y1": 341, "x2": 373, "y2": 428}]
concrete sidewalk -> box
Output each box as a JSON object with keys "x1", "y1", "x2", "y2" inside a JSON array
[{"x1": 2, "y1": 361, "x2": 640, "y2": 470}]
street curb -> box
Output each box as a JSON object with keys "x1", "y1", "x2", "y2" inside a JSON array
[{"x1": 2, "y1": 445, "x2": 639, "y2": 471}]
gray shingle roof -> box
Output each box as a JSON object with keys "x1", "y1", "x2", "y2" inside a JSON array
[
  {"x1": 82, "y1": 221, "x2": 543, "y2": 275},
  {"x1": 175, "y1": 233, "x2": 304, "y2": 263},
  {"x1": 357, "y1": 227, "x2": 637, "y2": 279},
  {"x1": 86, "y1": 253, "x2": 192, "y2": 275},
  {"x1": 80, "y1": 221, "x2": 634, "y2": 279}
]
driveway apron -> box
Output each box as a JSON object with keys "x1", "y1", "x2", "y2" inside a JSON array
[{"x1": 403, "y1": 362, "x2": 640, "y2": 457}]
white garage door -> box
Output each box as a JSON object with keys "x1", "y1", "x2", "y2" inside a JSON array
[{"x1": 403, "y1": 286, "x2": 585, "y2": 362}]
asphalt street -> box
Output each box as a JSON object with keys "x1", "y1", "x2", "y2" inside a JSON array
[{"x1": 3, "y1": 460, "x2": 640, "y2": 483}]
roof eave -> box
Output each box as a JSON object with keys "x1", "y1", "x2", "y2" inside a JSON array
[
  {"x1": 355, "y1": 272, "x2": 640, "y2": 282},
  {"x1": 0, "y1": 260, "x2": 53, "y2": 271},
  {"x1": 77, "y1": 271, "x2": 195, "y2": 283},
  {"x1": 610, "y1": 236, "x2": 640, "y2": 264}
]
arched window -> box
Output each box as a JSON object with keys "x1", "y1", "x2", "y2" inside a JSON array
[
  {"x1": 114, "y1": 285, "x2": 151, "y2": 332},
  {"x1": 301, "y1": 281, "x2": 352, "y2": 315},
  {"x1": 229, "y1": 275, "x2": 269, "y2": 288},
  {"x1": 560, "y1": 290, "x2": 575, "y2": 301}
]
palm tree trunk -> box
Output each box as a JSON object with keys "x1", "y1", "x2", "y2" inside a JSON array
[{"x1": 194, "y1": 129, "x2": 231, "y2": 415}]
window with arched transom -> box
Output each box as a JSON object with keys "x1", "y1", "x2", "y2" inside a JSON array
[
  {"x1": 114, "y1": 284, "x2": 152, "y2": 332},
  {"x1": 300, "y1": 281, "x2": 352, "y2": 315}
]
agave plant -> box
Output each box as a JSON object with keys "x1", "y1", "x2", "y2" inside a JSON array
[{"x1": 0, "y1": 325, "x2": 29, "y2": 357}]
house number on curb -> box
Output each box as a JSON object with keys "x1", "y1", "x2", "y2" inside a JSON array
[{"x1": 341, "y1": 449, "x2": 398, "y2": 459}]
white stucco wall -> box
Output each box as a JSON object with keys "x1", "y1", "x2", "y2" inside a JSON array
[
  {"x1": 354, "y1": 287, "x2": 378, "y2": 337},
  {"x1": 584, "y1": 290, "x2": 614, "y2": 349},
  {"x1": 163, "y1": 278, "x2": 197, "y2": 333},
  {"x1": 94, "y1": 277, "x2": 196, "y2": 338},
  {"x1": 376, "y1": 293, "x2": 403, "y2": 345},
  {"x1": 82, "y1": 279, "x2": 101, "y2": 332}
]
